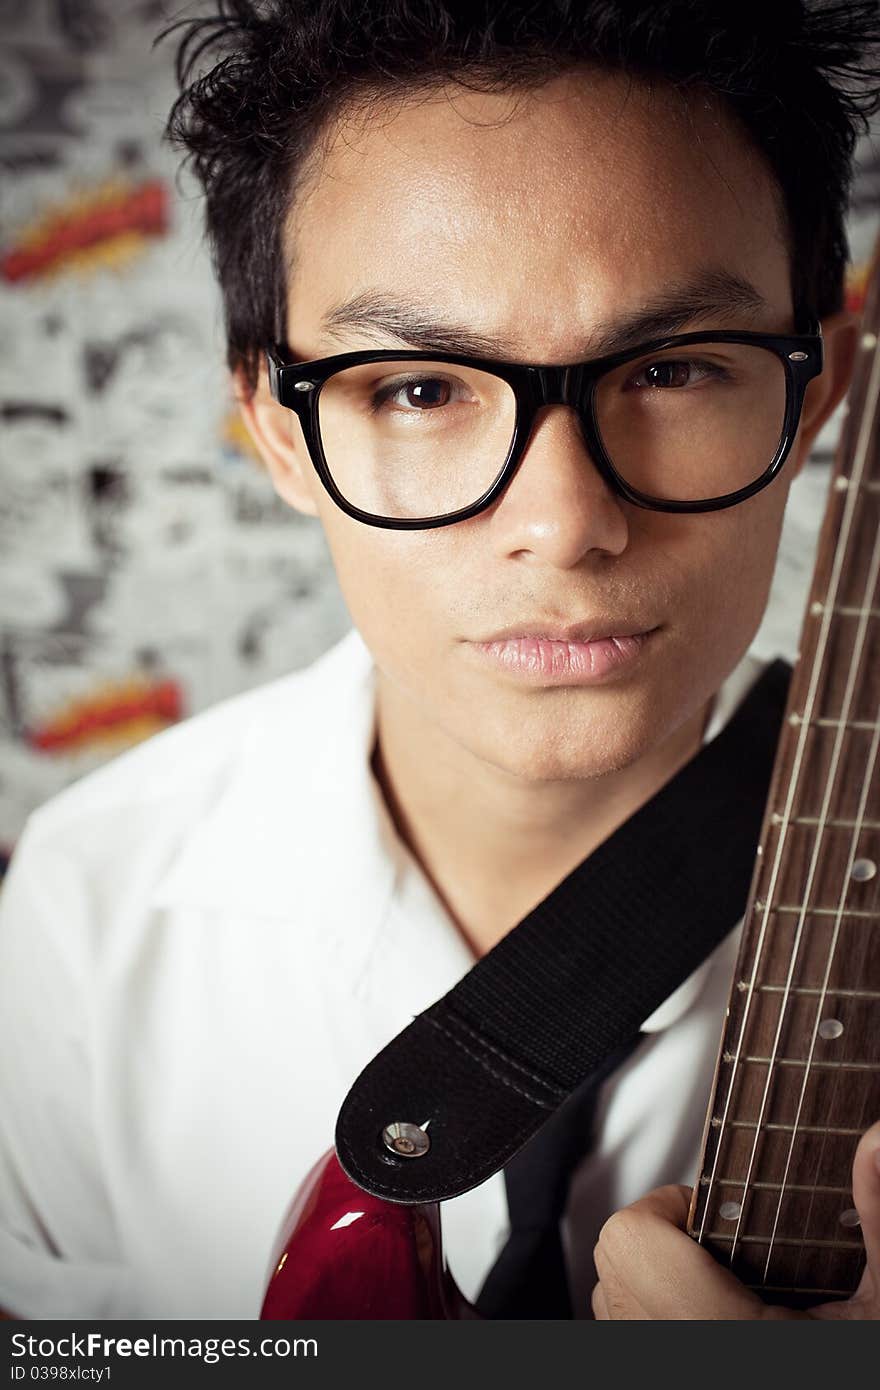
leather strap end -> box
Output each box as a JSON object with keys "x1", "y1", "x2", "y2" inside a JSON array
[{"x1": 334, "y1": 1008, "x2": 562, "y2": 1204}]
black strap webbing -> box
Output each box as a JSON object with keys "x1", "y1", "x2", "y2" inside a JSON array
[{"x1": 335, "y1": 657, "x2": 791, "y2": 1205}]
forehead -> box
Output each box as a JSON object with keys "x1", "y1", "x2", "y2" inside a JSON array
[{"x1": 288, "y1": 69, "x2": 791, "y2": 352}]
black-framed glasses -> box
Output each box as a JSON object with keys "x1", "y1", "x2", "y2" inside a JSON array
[{"x1": 266, "y1": 316, "x2": 824, "y2": 530}]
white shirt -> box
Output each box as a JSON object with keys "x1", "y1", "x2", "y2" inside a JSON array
[{"x1": 0, "y1": 625, "x2": 769, "y2": 1319}]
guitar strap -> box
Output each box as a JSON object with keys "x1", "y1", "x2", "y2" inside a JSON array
[{"x1": 335, "y1": 656, "x2": 792, "y2": 1206}]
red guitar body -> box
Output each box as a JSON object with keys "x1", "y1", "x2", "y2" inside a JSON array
[{"x1": 260, "y1": 1149, "x2": 479, "y2": 1319}]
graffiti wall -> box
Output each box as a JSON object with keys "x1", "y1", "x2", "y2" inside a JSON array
[
  {"x1": 0, "y1": 1, "x2": 353, "y2": 870},
  {"x1": 0, "y1": 2, "x2": 878, "y2": 875}
]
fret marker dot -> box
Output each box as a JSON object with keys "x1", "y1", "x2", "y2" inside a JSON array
[
  {"x1": 719, "y1": 1201, "x2": 742, "y2": 1221},
  {"x1": 839, "y1": 1208, "x2": 861, "y2": 1228},
  {"x1": 818, "y1": 1018, "x2": 843, "y2": 1040},
  {"x1": 851, "y1": 858, "x2": 877, "y2": 882}
]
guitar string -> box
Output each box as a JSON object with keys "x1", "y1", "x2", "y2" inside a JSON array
[
  {"x1": 785, "y1": 761, "x2": 880, "y2": 1297},
  {"x1": 697, "y1": 329, "x2": 876, "y2": 1255},
  {"x1": 785, "y1": 754, "x2": 880, "y2": 1298},
  {"x1": 696, "y1": 406, "x2": 865, "y2": 1252},
  {"x1": 764, "y1": 537, "x2": 880, "y2": 1283},
  {"x1": 727, "y1": 478, "x2": 873, "y2": 1270},
  {"x1": 780, "y1": 352, "x2": 880, "y2": 1295},
  {"x1": 694, "y1": 462, "x2": 852, "y2": 1248},
  {"x1": 733, "y1": 334, "x2": 880, "y2": 1273},
  {"x1": 789, "y1": 850, "x2": 878, "y2": 1295},
  {"x1": 762, "y1": 338, "x2": 880, "y2": 1284}
]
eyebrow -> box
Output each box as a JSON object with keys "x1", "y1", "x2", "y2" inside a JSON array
[{"x1": 317, "y1": 268, "x2": 771, "y2": 360}]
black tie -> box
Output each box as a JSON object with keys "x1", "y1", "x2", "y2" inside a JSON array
[{"x1": 474, "y1": 1030, "x2": 645, "y2": 1319}]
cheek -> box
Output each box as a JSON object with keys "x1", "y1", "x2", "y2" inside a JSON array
[
  {"x1": 319, "y1": 511, "x2": 451, "y2": 665},
  {"x1": 679, "y1": 493, "x2": 788, "y2": 647}
]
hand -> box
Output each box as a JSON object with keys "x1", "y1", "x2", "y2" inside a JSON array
[{"x1": 591, "y1": 1118, "x2": 880, "y2": 1320}]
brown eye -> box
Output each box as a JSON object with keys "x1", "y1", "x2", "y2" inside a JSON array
[
  {"x1": 644, "y1": 361, "x2": 691, "y2": 388},
  {"x1": 626, "y1": 359, "x2": 723, "y2": 391},
  {"x1": 371, "y1": 375, "x2": 461, "y2": 412},
  {"x1": 402, "y1": 379, "x2": 450, "y2": 408}
]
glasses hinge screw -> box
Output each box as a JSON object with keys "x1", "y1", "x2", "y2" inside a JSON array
[
  {"x1": 787, "y1": 351, "x2": 808, "y2": 361},
  {"x1": 294, "y1": 380, "x2": 315, "y2": 392}
]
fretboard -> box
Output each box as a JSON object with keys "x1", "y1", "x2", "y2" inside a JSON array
[{"x1": 687, "y1": 278, "x2": 880, "y2": 1307}]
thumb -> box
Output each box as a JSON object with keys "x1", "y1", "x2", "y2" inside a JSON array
[{"x1": 848, "y1": 1118, "x2": 880, "y2": 1313}]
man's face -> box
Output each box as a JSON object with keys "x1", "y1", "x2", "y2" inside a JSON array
[{"x1": 254, "y1": 70, "x2": 837, "y2": 782}]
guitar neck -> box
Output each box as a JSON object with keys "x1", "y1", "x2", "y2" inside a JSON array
[{"x1": 687, "y1": 272, "x2": 880, "y2": 1307}]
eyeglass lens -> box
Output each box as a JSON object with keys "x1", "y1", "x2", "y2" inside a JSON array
[{"x1": 315, "y1": 342, "x2": 788, "y2": 519}]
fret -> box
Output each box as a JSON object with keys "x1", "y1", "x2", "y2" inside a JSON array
[
  {"x1": 736, "y1": 914, "x2": 878, "y2": 993},
  {"x1": 752, "y1": 819, "x2": 880, "y2": 915},
  {"x1": 701, "y1": 1108, "x2": 874, "y2": 1236},
  {"x1": 722, "y1": 1055, "x2": 877, "y2": 1071},
  {"x1": 725, "y1": 966, "x2": 877, "y2": 1036},
  {"x1": 706, "y1": 1235, "x2": 863, "y2": 1250},
  {"x1": 809, "y1": 604, "x2": 880, "y2": 617},
  {"x1": 746, "y1": 1285, "x2": 857, "y2": 1296},
  {"x1": 752, "y1": 903, "x2": 879, "y2": 918},
  {"x1": 788, "y1": 557, "x2": 880, "y2": 718},
  {"x1": 770, "y1": 725, "x2": 880, "y2": 820},
  {"x1": 833, "y1": 479, "x2": 880, "y2": 494},
  {"x1": 770, "y1": 814, "x2": 880, "y2": 829},
  {"x1": 787, "y1": 715, "x2": 879, "y2": 730},
  {"x1": 711, "y1": 995, "x2": 879, "y2": 1131},
  {"x1": 701, "y1": 1178, "x2": 851, "y2": 1194},
  {"x1": 711, "y1": 1121, "x2": 864, "y2": 1133},
  {"x1": 693, "y1": 1162, "x2": 869, "y2": 1238},
  {"x1": 705, "y1": 1242, "x2": 866, "y2": 1301},
  {"x1": 810, "y1": 487, "x2": 880, "y2": 609},
  {"x1": 694, "y1": 1181, "x2": 870, "y2": 1289},
  {"x1": 708, "y1": 1067, "x2": 878, "y2": 1167},
  {"x1": 737, "y1": 984, "x2": 880, "y2": 1000}
]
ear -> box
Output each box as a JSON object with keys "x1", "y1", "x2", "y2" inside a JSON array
[
  {"x1": 787, "y1": 308, "x2": 861, "y2": 480},
  {"x1": 234, "y1": 361, "x2": 320, "y2": 517}
]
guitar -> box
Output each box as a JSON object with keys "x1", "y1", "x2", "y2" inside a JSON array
[
  {"x1": 260, "y1": 251, "x2": 880, "y2": 1320},
  {"x1": 685, "y1": 247, "x2": 880, "y2": 1308}
]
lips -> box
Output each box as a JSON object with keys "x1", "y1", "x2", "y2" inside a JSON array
[{"x1": 468, "y1": 629, "x2": 657, "y2": 682}]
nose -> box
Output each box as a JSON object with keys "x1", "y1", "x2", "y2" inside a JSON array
[{"x1": 485, "y1": 401, "x2": 630, "y2": 567}]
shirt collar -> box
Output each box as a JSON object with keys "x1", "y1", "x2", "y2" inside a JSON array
[{"x1": 152, "y1": 627, "x2": 398, "y2": 977}]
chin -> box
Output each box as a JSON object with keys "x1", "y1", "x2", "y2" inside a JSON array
[{"x1": 472, "y1": 717, "x2": 655, "y2": 785}]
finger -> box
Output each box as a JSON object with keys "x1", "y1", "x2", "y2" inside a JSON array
[
  {"x1": 620, "y1": 1183, "x2": 693, "y2": 1227},
  {"x1": 848, "y1": 1118, "x2": 880, "y2": 1314},
  {"x1": 591, "y1": 1282, "x2": 609, "y2": 1320},
  {"x1": 593, "y1": 1236, "x2": 652, "y2": 1319},
  {"x1": 595, "y1": 1185, "x2": 773, "y2": 1320}
]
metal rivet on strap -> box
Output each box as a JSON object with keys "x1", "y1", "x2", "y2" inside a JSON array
[{"x1": 381, "y1": 1121, "x2": 430, "y2": 1158}]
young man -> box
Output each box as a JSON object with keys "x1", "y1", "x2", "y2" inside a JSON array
[{"x1": 0, "y1": 1, "x2": 878, "y2": 1320}]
